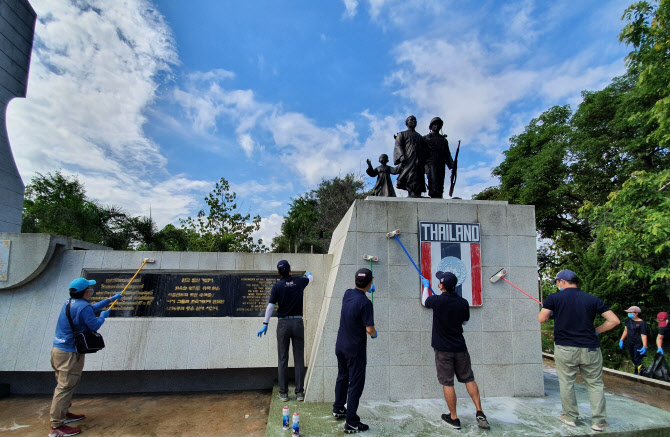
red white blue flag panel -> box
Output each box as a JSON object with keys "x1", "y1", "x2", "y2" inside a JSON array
[{"x1": 419, "y1": 222, "x2": 482, "y2": 306}]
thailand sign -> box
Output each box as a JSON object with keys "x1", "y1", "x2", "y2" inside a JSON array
[{"x1": 418, "y1": 222, "x2": 482, "y2": 306}]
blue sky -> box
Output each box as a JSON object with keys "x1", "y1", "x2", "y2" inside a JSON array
[{"x1": 7, "y1": 0, "x2": 632, "y2": 245}]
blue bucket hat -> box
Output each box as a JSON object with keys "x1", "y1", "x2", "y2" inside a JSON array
[{"x1": 69, "y1": 278, "x2": 96, "y2": 292}]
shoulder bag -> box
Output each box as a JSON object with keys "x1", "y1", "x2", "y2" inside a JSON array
[{"x1": 66, "y1": 298, "x2": 105, "y2": 354}]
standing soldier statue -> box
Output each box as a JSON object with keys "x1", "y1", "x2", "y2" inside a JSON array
[{"x1": 424, "y1": 117, "x2": 454, "y2": 198}]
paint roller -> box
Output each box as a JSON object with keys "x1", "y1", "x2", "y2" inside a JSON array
[
  {"x1": 490, "y1": 268, "x2": 542, "y2": 305},
  {"x1": 386, "y1": 229, "x2": 436, "y2": 295},
  {"x1": 106, "y1": 258, "x2": 155, "y2": 311}
]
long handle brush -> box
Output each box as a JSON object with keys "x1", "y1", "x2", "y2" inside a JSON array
[{"x1": 106, "y1": 258, "x2": 153, "y2": 311}]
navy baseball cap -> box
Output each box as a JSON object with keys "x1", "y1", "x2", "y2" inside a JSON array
[
  {"x1": 550, "y1": 270, "x2": 578, "y2": 283},
  {"x1": 435, "y1": 271, "x2": 457, "y2": 289},
  {"x1": 69, "y1": 278, "x2": 96, "y2": 292},
  {"x1": 277, "y1": 260, "x2": 290, "y2": 273},
  {"x1": 355, "y1": 268, "x2": 373, "y2": 287}
]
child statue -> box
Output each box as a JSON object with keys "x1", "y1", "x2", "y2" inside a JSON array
[{"x1": 366, "y1": 154, "x2": 400, "y2": 197}]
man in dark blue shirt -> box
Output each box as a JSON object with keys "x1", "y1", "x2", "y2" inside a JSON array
[
  {"x1": 421, "y1": 271, "x2": 489, "y2": 430},
  {"x1": 538, "y1": 270, "x2": 620, "y2": 432},
  {"x1": 257, "y1": 260, "x2": 313, "y2": 401},
  {"x1": 333, "y1": 268, "x2": 377, "y2": 434}
]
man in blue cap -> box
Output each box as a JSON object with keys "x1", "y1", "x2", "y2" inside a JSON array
[
  {"x1": 48, "y1": 278, "x2": 123, "y2": 437},
  {"x1": 257, "y1": 260, "x2": 313, "y2": 401},
  {"x1": 538, "y1": 270, "x2": 620, "y2": 432},
  {"x1": 421, "y1": 271, "x2": 489, "y2": 430}
]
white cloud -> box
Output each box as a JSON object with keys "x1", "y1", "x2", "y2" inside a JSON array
[
  {"x1": 6, "y1": 0, "x2": 210, "y2": 227},
  {"x1": 342, "y1": 0, "x2": 359, "y2": 18},
  {"x1": 253, "y1": 213, "x2": 284, "y2": 247}
]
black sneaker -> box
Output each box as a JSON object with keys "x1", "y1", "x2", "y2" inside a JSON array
[
  {"x1": 344, "y1": 422, "x2": 369, "y2": 433},
  {"x1": 441, "y1": 413, "x2": 461, "y2": 429},
  {"x1": 476, "y1": 411, "x2": 490, "y2": 429},
  {"x1": 333, "y1": 408, "x2": 347, "y2": 419}
]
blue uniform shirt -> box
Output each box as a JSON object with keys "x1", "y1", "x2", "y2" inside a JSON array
[
  {"x1": 624, "y1": 318, "x2": 648, "y2": 347},
  {"x1": 53, "y1": 298, "x2": 110, "y2": 352},
  {"x1": 268, "y1": 275, "x2": 310, "y2": 317},
  {"x1": 542, "y1": 287, "x2": 609, "y2": 348},
  {"x1": 425, "y1": 291, "x2": 469, "y2": 352},
  {"x1": 335, "y1": 288, "x2": 374, "y2": 357}
]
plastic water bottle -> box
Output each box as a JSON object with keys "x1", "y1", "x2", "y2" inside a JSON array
[
  {"x1": 282, "y1": 406, "x2": 290, "y2": 430},
  {"x1": 292, "y1": 412, "x2": 299, "y2": 436}
]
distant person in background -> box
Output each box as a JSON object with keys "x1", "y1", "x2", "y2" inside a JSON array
[
  {"x1": 655, "y1": 311, "x2": 667, "y2": 355},
  {"x1": 49, "y1": 278, "x2": 122, "y2": 437},
  {"x1": 257, "y1": 260, "x2": 313, "y2": 402},
  {"x1": 619, "y1": 306, "x2": 648, "y2": 375},
  {"x1": 538, "y1": 270, "x2": 620, "y2": 432}
]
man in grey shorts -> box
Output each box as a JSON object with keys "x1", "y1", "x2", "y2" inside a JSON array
[{"x1": 421, "y1": 271, "x2": 490, "y2": 430}]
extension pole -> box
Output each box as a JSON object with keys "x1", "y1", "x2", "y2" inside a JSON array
[
  {"x1": 369, "y1": 258, "x2": 374, "y2": 306},
  {"x1": 106, "y1": 259, "x2": 149, "y2": 311},
  {"x1": 392, "y1": 234, "x2": 436, "y2": 295},
  {"x1": 499, "y1": 276, "x2": 542, "y2": 305}
]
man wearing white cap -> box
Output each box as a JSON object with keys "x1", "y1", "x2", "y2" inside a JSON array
[
  {"x1": 619, "y1": 306, "x2": 648, "y2": 374},
  {"x1": 48, "y1": 278, "x2": 122, "y2": 437},
  {"x1": 538, "y1": 270, "x2": 620, "y2": 432}
]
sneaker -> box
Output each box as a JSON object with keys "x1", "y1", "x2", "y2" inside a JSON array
[
  {"x1": 296, "y1": 392, "x2": 305, "y2": 401},
  {"x1": 441, "y1": 414, "x2": 461, "y2": 429},
  {"x1": 48, "y1": 425, "x2": 81, "y2": 437},
  {"x1": 333, "y1": 408, "x2": 347, "y2": 419},
  {"x1": 559, "y1": 414, "x2": 576, "y2": 427},
  {"x1": 344, "y1": 422, "x2": 369, "y2": 433},
  {"x1": 64, "y1": 413, "x2": 85, "y2": 424},
  {"x1": 278, "y1": 393, "x2": 289, "y2": 402},
  {"x1": 476, "y1": 411, "x2": 490, "y2": 429},
  {"x1": 591, "y1": 421, "x2": 610, "y2": 432}
]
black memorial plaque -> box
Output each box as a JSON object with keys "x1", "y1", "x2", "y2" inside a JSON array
[{"x1": 87, "y1": 272, "x2": 279, "y2": 318}]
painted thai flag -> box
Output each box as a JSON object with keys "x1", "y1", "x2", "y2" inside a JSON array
[{"x1": 419, "y1": 222, "x2": 482, "y2": 306}]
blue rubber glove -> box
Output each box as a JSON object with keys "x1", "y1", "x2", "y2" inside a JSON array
[
  {"x1": 421, "y1": 277, "x2": 430, "y2": 288},
  {"x1": 100, "y1": 310, "x2": 110, "y2": 318},
  {"x1": 658, "y1": 347, "x2": 664, "y2": 355},
  {"x1": 111, "y1": 292, "x2": 124, "y2": 301},
  {"x1": 370, "y1": 284, "x2": 375, "y2": 293},
  {"x1": 372, "y1": 331, "x2": 378, "y2": 339},
  {"x1": 619, "y1": 340, "x2": 624, "y2": 349},
  {"x1": 305, "y1": 272, "x2": 312, "y2": 277},
  {"x1": 638, "y1": 346, "x2": 647, "y2": 355},
  {"x1": 257, "y1": 325, "x2": 268, "y2": 337}
]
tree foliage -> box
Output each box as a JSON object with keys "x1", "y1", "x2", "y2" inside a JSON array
[
  {"x1": 179, "y1": 177, "x2": 266, "y2": 252},
  {"x1": 272, "y1": 174, "x2": 369, "y2": 253}
]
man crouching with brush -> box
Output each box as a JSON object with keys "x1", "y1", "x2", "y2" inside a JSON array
[{"x1": 421, "y1": 271, "x2": 490, "y2": 430}]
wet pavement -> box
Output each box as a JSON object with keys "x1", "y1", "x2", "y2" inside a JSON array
[{"x1": 0, "y1": 390, "x2": 270, "y2": 436}]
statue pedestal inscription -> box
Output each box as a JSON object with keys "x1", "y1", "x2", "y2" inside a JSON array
[{"x1": 87, "y1": 272, "x2": 279, "y2": 317}]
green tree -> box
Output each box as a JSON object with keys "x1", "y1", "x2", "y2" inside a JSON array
[
  {"x1": 180, "y1": 177, "x2": 266, "y2": 252},
  {"x1": 22, "y1": 172, "x2": 134, "y2": 249}
]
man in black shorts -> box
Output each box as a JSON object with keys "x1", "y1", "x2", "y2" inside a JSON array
[
  {"x1": 257, "y1": 260, "x2": 313, "y2": 401},
  {"x1": 421, "y1": 271, "x2": 490, "y2": 430}
]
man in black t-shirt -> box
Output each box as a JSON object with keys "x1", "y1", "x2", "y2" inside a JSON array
[
  {"x1": 657, "y1": 312, "x2": 667, "y2": 355},
  {"x1": 333, "y1": 268, "x2": 377, "y2": 434},
  {"x1": 538, "y1": 270, "x2": 620, "y2": 432},
  {"x1": 619, "y1": 306, "x2": 648, "y2": 374},
  {"x1": 257, "y1": 260, "x2": 313, "y2": 401},
  {"x1": 421, "y1": 271, "x2": 490, "y2": 430}
]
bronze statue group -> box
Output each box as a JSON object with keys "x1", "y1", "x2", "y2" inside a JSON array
[{"x1": 367, "y1": 115, "x2": 459, "y2": 199}]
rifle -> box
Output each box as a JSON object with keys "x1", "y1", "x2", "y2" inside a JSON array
[{"x1": 448, "y1": 140, "x2": 460, "y2": 197}]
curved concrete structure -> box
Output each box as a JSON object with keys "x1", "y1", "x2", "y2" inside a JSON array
[{"x1": 0, "y1": 0, "x2": 36, "y2": 232}]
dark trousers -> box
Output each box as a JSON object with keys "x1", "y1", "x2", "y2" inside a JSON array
[
  {"x1": 334, "y1": 352, "x2": 366, "y2": 426},
  {"x1": 277, "y1": 318, "x2": 305, "y2": 394},
  {"x1": 627, "y1": 343, "x2": 644, "y2": 373}
]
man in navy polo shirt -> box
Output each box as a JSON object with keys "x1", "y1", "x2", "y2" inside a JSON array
[
  {"x1": 257, "y1": 260, "x2": 313, "y2": 401},
  {"x1": 421, "y1": 271, "x2": 489, "y2": 430},
  {"x1": 538, "y1": 270, "x2": 620, "y2": 432},
  {"x1": 333, "y1": 268, "x2": 377, "y2": 434}
]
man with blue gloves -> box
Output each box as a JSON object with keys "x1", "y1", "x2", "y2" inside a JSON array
[
  {"x1": 619, "y1": 306, "x2": 648, "y2": 375},
  {"x1": 538, "y1": 270, "x2": 620, "y2": 432},
  {"x1": 421, "y1": 271, "x2": 489, "y2": 430},
  {"x1": 333, "y1": 268, "x2": 376, "y2": 434},
  {"x1": 49, "y1": 278, "x2": 123, "y2": 437},
  {"x1": 257, "y1": 260, "x2": 313, "y2": 402}
]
